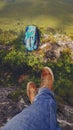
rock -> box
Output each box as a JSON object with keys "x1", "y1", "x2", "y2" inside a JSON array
[
  {"x1": 40, "y1": 34, "x2": 73, "y2": 61},
  {"x1": 45, "y1": 43, "x2": 61, "y2": 60},
  {"x1": 0, "y1": 45, "x2": 12, "y2": 51},
  {"x1": 0, "y1": 87, "x2": 73, "y2": 130},
  {"x1": 57, "y1": 103, "x2": 73, "y2": 130},
  {"x1": 18, "y1": 96, "x2": 27, "y2": 111},
  {"x1": 0, "y1": 87, "x2": 28, "y2": 127}
]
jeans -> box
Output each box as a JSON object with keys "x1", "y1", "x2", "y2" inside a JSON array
[{"x1": 1, "y1": 88, "x2": 61, "y2": 130}]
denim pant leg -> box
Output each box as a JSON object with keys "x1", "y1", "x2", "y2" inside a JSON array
[{"x1": 1, "y1": 88, "x2": 61, "y2": 130}]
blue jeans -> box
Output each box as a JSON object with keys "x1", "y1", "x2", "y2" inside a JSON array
[{"x1": 2, "y1": 88, "x2": 61, "y2": 130}]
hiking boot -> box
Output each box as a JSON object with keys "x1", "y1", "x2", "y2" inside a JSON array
[
  {"x1": 40, "y1": 67, "x2": 54, "y2": 91},
  {"x1": 27, "y1": 82, "x2": 37, "y2": 103}
]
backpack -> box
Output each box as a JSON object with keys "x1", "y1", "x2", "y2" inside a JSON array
[{"x1": 24, "y1": 25, "x2": 40, "y2": 51}]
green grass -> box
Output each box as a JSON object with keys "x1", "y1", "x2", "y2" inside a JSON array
[{"x1": 0, "y1": 0, "x2": 73, "y2": 33}]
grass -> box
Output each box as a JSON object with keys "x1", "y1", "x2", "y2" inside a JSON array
[{"x1": 0, "y1": 0, "x2": 73, "y2": 33}]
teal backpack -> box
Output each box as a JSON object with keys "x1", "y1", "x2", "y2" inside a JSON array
[{"x1": 24, "y1": 25, "x2": 40, "y2": 51}]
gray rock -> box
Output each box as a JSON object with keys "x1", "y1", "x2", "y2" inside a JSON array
[
  {"x1": 57, "y1": 103, "x2": 73, "y2": 130},
  {"x1": 0, "y1": 87, "x2": 73, "y2": 130},
  {"x1": 40, "y1": 34, "x2": 73, "y2": 61}
]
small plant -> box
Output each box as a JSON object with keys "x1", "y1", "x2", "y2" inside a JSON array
[
  {"x1": 26, "y1": 52, "x2": 44, "y2": 71},
  {"x1": 0, "y1": 30, "x2": 17, "y2": 45}
]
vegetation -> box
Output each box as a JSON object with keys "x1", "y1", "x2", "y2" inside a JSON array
[
  {"x1": 0, "y1": 0, "x2": 73, "y2": 105},
  {"x1": 0, "y1": 28, "x2": 73, "y2": 105},
  {"x1": 0, "y1": 0, "x2": 73, "y2": 33}
]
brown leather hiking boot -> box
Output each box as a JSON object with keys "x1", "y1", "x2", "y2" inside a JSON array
[
  {"x1": 40, "y1": 67, "x2": 54, "y2": 91},
  {"x1": 27, "y1": 82, "x2": 37, "y2": 103}
]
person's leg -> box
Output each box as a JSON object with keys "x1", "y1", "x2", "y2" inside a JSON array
[
  {"x1": 27, "y1": 66, "x2": 54, "y2": 103},
  {"x1": 1, "y1": 67, "x2": 61, "y2": 130}
]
